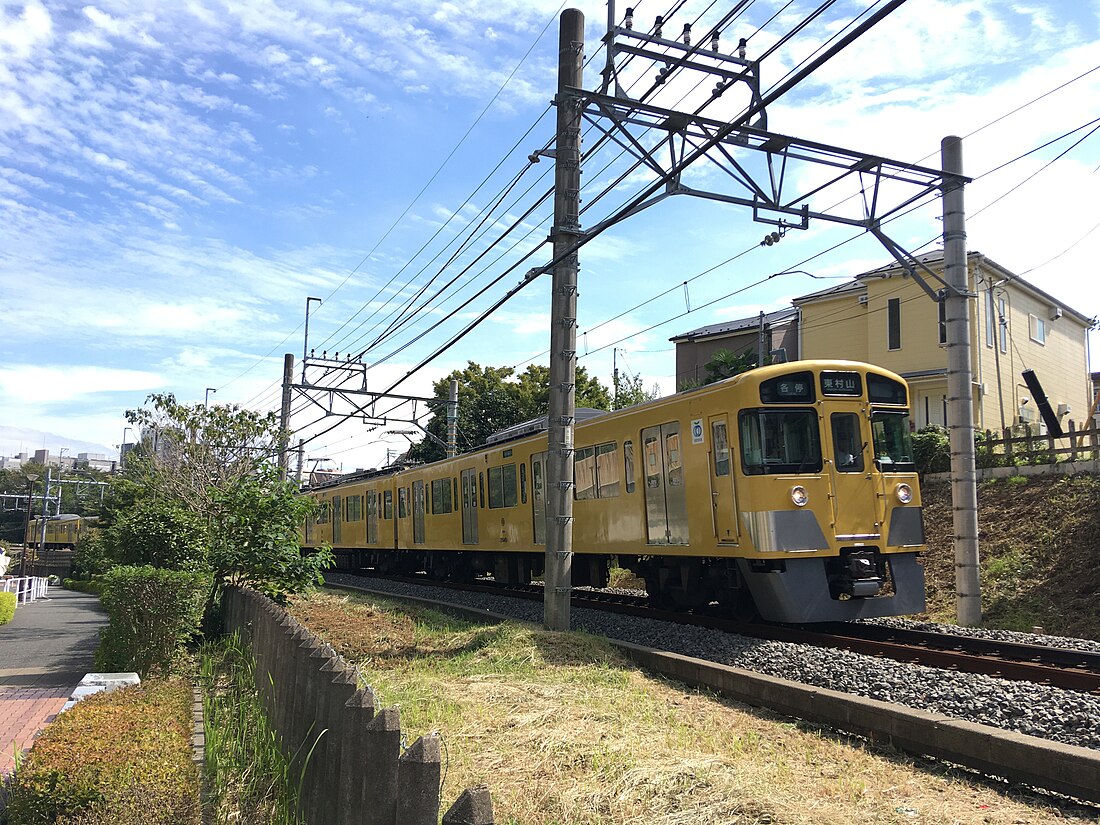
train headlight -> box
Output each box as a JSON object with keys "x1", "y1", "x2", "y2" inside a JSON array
[
  {"x1": 790, "y1": 485, "x2": 809, "y2": 507},
  {"x1": 895, "y1": 483, "x2": 913, "y2": 504}
]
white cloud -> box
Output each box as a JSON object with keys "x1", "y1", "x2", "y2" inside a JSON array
[{"x1": 0, "y1": 364, "x2": 164, "y2": 404}]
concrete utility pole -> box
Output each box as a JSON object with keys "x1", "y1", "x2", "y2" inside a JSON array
[
  {"x1": 296, "y1": 438, "x2": 305, "y2": 483},
  {"x1": 942, "y1": 136, "x2": 981, "y2": 626},
  {"x1": 279, "y1": 353, "x2": 294, "y2": 480},
  {"x1": 446, "y1": 379, "x2": 459, "y2": 458},
  {"x1": 544, "y1": 8, "x2": 584, "y2": 632}
]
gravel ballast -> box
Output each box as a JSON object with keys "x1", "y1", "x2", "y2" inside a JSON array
[{"x1": 325, "y1": 572, "x2": 1100, "y2": 752}]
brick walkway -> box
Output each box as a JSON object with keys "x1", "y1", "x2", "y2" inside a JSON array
[{"x1": 0, "y1": 588, "x2": 108, "y2": 777}]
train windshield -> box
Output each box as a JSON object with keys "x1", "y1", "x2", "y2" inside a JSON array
[
  {"x1": 738, "y1": 409, "x2": 822, "y2": 475},
  {"x1": 871, "y1": 411, "x2": 916, "y2": 471}
]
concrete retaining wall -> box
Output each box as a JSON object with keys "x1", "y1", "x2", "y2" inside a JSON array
[{"x1": 223, "y1": 587, "x2": 495, "y2": 825}]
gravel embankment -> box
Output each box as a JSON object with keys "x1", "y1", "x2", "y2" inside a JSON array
[{"x1": 325, "y1": 572, "x2": 1100, "y2": 752}]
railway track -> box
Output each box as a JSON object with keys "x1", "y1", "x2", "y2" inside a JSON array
[{"x1": 335, "y1": 570, "x2": 1100, "y2": 694}]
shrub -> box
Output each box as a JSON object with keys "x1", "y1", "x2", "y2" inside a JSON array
[
  {"x1": 95, "y1": 566, "x2": 208, "y2": 677},
  {"x1": 107, "y1": 499, "x2": 209, "y2": 571},
  {"x1": 911, "y1": 426, "x2": 950, "y2": 475},
  {"x1": 72, "y1": 530, "x2": 115, "y2": 579},
  {"x1": 0, "y1": 590, "x2": 16, "y2": 625},
  {"x1": 3, "y1": 679, "x2": 200, "y2": 825}
]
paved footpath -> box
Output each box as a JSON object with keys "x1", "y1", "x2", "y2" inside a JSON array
[{"x1": 0, "y1": 587, "x2": 108, "y2": 777}]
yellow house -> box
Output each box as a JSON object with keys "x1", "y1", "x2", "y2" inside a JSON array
[{"x1": 793, "y1": 252, "x2": 1096, "y2": 434}]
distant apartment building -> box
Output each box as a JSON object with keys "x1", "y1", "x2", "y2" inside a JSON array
[{"x1": 670, "y1": 308, "x2": 799, "y2": 388}]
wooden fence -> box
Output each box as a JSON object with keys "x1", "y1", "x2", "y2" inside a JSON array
[
  {"x1": 973, "y1": 420, "x2": 1100, "y2": 468},
  {"x1": 223, "y1": 587, "x2": 494, "y2": 825}
]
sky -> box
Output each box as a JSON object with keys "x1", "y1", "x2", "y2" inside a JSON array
[{"x1": 2, "y1": 0, "x2": 1098, "y2": 472}]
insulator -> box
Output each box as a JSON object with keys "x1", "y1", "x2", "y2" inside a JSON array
[
  {"x1": 711, "y1": 30, "x2": 720, "y2": 52},
  {"x1": 682, "y1": 23, "x2": 691, "y2": 46},
  {"x1": 624, "y1": 7, "x2": 633, "y2": 29},
  {"x1": 654, "y1": 15, "x2": 663, "y2": 37},
  {"x1": 738, "y1": 37, "x2": 747, "y2": 59}
]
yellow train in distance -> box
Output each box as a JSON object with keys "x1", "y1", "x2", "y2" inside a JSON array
[
  {"x1": 24, "y1": 514, "x2": 99, "y2": 549},
  {"x1": 300, "y1": 360, "x2": 926, "y2": 623}
]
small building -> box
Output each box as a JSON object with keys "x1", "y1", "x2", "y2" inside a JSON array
[
  {"x1": 792, "y1": 251, "x2": 1095, "y2": 433},
  {"x1": 670, "y1": 308, "x2": 798, "y2": 389}
]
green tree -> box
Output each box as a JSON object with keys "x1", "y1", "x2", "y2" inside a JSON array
[
  {"x1": 206, "y1": 467, "x2": 332, "y2": 609},
  {"x1": 107, "y1": 499, "x2": 209, "y2": 571},
  {"x1": 612, "y1": 372, "x2": 661, "y2": 409},
  {"x1": 125, "y1": 393, "x2": 281, "y2": 514},
  {"x1": 407, "y1": 361, "x2": 614, "y2": 463},
  {"x1": 704, "y1": 348, "x2": 760, "y2": 384}
]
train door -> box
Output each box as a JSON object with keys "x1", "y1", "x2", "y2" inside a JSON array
[
  {"x1": 827, "y1": 412, "x2": 878, "y2": 539},
  {"x1": 531, "y1": 452, "x2": 547, "y2": 544},
  {"x1": 461, "y1": 469, "x2": 479, "y2": 544},
  {"x1": 331, "y1": 495, "x2": 342, "y2": 545},
  {"x1": 412, "y1": 480, "x2": 426, "y2": 544},
  {"x1": 641, "y1": 422, "x2": 689, "y2": 545},
  {"x1": 366, "y1": 491, "x2": 378, "y2": 544},
  {"x1": 708, "y1": 415, "x2": 739, "y2": 544}
]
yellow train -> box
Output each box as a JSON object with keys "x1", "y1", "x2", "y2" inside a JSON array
[
  {"x1": 24, "y1": 514, "x2": 99, "y2": 549},
  {"x1": 300, "y1": 360, "x2": 926, "y2": 623}
]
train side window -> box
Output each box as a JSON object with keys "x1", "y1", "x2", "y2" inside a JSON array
[
  {"x1": 383, "y1": 491, "x2": 393, "y2": 519},
  {"x1": 479, "y1": 472, "x2": 485, "y2": 508},
  {"x1": 644, "y1": 436, "x2": 661, "y2": 488},
  {"x1": 574, "y1": 446, "x2": 596, "y2": 500},
  {"x1": 665, "y1": 431, "x2": 683, "y2": 487},
  {"x1": 347, "y1": 495, "x2": 363, "y2": 522},
  {"x1": 488, "y1": 463, "x2": 518, "y2": 508},
  {"x1": 431, "y1": 478, "x2": 453, "y2": 514},
  {"x1": 712, "y1": 422, "x2": 730, "y2": 476},
  {"x1": 596, "y1": 442, "x2": 620, "y2": 498},
  {"x1": 398, "y1": 488, "x2": 408, "y2": 518},
  {"x1": 317, "y1": 501, "x2": 329, "y2": 524},
  {"x1": 624, "y1": 440, "x2": 635, "y2": 493},
  {"x1": 831, "y1": 413, "x2": 865, "y2": 472},
  {"x1": 453, "y1": 477, "x2": 458, "y2": 505},
  {"x1": 520, "y1": 463, "x2": 527, "y2": 504}
]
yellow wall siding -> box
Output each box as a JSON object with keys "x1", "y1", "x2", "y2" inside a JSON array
[{"x1": 799, "y1": 295, "x2": 868, "y2": 361}]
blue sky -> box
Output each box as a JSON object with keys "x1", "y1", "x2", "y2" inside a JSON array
[{"x1": 2, "y1": 0, "x2": 1098, "y2": 471}]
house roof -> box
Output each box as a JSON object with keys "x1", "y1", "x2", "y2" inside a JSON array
[
  {"x1": 670, "y1": 308, "x2": 798, "y2": 343},
  {"x1": 792, "y1": 251, "x2": 1096, "y2": 327}
]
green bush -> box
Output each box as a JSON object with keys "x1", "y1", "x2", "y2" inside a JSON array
[
  {"x1": 62, "y1": 578, "x2": 104, "y2": 595},
  {"x1": 0, "y1": 590, "x2": 16, "y2": 625},
  {"x1": 107, "y1": 499, "x2": 208, "y2": 571},
  {"x1": 72, "y1": 530, "x2": 115, "y2": 578},
  {"x1": 911, "y1": 426, "x2": 950, "y2": 475},
  {"x1": 3, "y1": 679, "x2": 200, "y2": 825},
  {"x1": 95, "y1": 566, "x2": 208, "y2": 677}
]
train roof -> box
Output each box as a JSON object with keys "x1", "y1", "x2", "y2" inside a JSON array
[{"x1": 484, "y1": 407, "x2": 608, "y2": 447}]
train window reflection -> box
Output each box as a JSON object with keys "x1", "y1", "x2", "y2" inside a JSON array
[
  {"x1": 871, "y1": 411, "x2": 916, "y2": 471},
  {"x1": 738, "y1": 409, "x2": 822, "y2": 475},
  {"x1": 624, "y1": 440, "x2": 636, "y2": 493},
  {"x1": 712, "y1": 421, "x2": 730, "y2": 476}
]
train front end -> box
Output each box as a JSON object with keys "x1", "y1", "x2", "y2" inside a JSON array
[{"x1": 730, "y1": 361, "x2": 926, "y2": 623}]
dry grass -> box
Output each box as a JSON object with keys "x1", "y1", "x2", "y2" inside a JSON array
[{"x1": 290, "y1": 591, "x2": 1096, "y2": 825}]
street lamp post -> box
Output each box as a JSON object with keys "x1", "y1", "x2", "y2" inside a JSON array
[
  {"x1": 121, "y1": 427, "x2": 132, "y2": 470},
  {"x1": 205, "y1": 387, "x2": 217, "y2": 407},
  {"x1": 19, "y1": 473, "x2": 39, "y2": 576}
]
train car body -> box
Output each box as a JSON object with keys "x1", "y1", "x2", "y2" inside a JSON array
[
  {"x1": 24, "y1": 514, "x2": 99, "y2": 549},
  {"x1": 301, "y1": 360, "x2": 926, "y2": 623}
]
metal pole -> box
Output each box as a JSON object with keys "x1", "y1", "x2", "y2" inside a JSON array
[
  {"x1": 296, "y1": 438, "x2": 305, "y2": 483},
  {"x1": 19, "y1": 475, "x2": 36, "y2": 576},
  {"x1": 279, "y1": 353, "x2": 295, "y2": 480},
  {"x1": 35, "y1": 469, "x2": 52, "y2": 579},
  {"x1": 545, "y1": 8, "x2": 584, "y2": 632},
  {"x1": 205, "y1": 387, "x2": 217, "y2": 408},
  {"x1": 942, "y1": 136, "x2": 981, "y2": 627},
  {"x1": 303, "y1": 297, "x2": 321, "y2": 383},
  {"x1": 446, "y1": 380, "x2": 459, "y2": 458},
  {"x1": 613, "y1": 348, "x2": 619, "y2": 408},
  {"x1": 757, "y1": 311, "x2": 766, "y2": 365}
]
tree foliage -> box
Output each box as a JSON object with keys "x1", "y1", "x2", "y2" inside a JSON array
[
  {"x1": 407, "y1": 361, "x2": 614, "y2": 464},
  {"x1": 125, "y1": 393, "x2": 281, "y2": 513},
  {"x1": 704, "y1": 348, "x2": 761, "y2": 384},
  {"x1": 107, "y1": 499, "x2": 209, "y2": 571},
  {"x1": 612, "y1": 372, "x2": 661, "y2": 409}
]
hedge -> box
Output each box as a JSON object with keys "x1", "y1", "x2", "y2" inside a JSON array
[
  {"x1": 3, "y1": 678, "x2": 200, "y2": 825},
  {"x1": 0, "y1": 590, "x2": 15, "y2": 625},
  {"x1": 95, "y1": 566, "x2": 208, "y2": 677}
]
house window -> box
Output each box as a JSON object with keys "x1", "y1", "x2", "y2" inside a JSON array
[
  {"x1": 887, "y1": 298, "x2": 901, "y2": 350},
  {"x1": 1029, "y1": 314, "x2": 1046, "y2": 345},
  {"x1": 938, "y1": 297, "x2": 947, "y2": 345}
]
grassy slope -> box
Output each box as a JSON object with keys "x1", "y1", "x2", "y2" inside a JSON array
[{"x1": 918, "y1": 473, "x2": 1100, "y2": 639}]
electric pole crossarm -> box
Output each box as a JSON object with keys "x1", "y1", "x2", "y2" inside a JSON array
[{"x1": 871, "y1": 229, "x2": 966, "y2": 301}]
